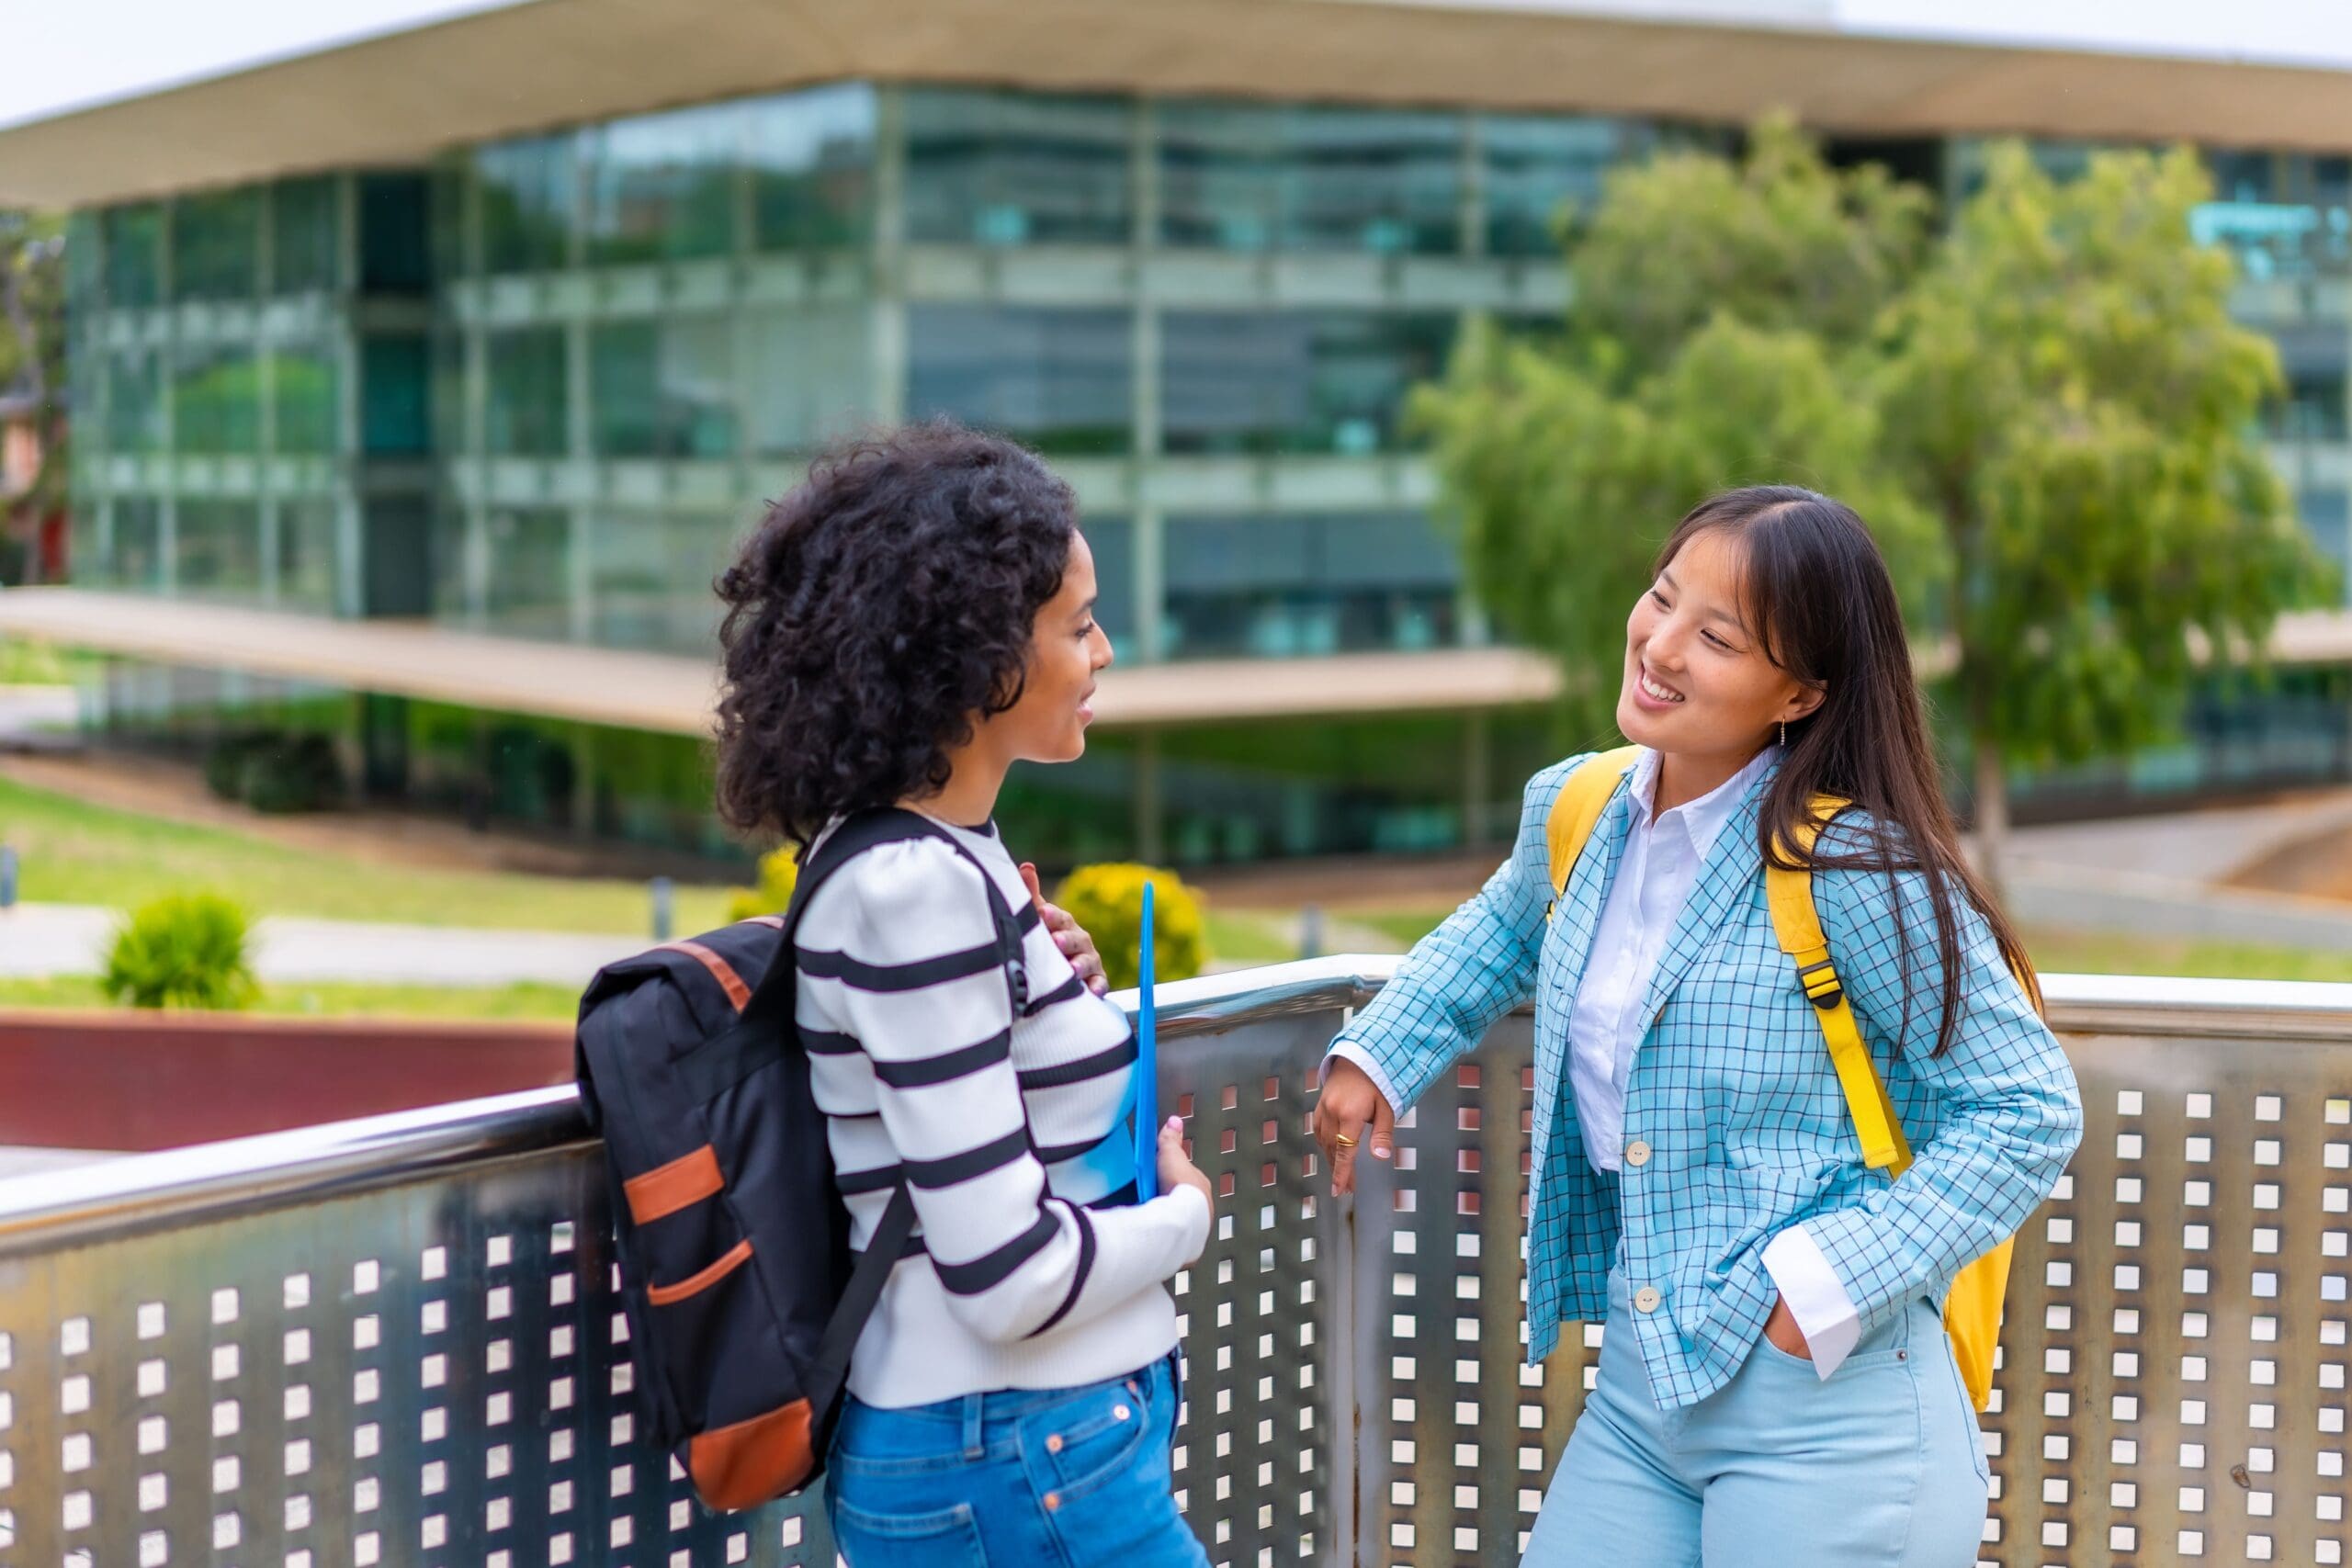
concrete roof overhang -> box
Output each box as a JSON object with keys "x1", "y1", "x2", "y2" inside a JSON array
[
  {"x1": 0, "y1": 589, "x2": 1568, "y2": 731},
  {"x1": 4, "y1": 0, "x2": 2350, "y2": 209}
]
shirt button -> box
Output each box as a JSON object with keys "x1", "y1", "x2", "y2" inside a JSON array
[
  {"x1": 1634, "y1": 1286, "x2": 1663, "y2": 1313},
  {"x1": 1623, "y1": 1140, "x2": 1652, "y2": 1168}
]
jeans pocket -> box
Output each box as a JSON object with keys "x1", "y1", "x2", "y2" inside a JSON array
[
  {"x1": 1038, "y1": 1380, "x2": 1153, "y2": 1501},
  {"x1": 830, "y1": 1496, "x2": 989, "y2": 1568}
]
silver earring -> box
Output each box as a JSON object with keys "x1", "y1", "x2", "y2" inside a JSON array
[{"x1": 1781, "y1": 719, "x2": 1788, "y2": 747}]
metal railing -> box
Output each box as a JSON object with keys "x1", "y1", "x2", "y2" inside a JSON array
[{"x1": 1, "y1": 959, "x2": 2348, "y2": 1566}]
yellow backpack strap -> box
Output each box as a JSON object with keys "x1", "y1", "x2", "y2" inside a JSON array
[
  {"x1": 1544, "y1": 746, "x2": 1644, "y2": 919},
  {"x1": 1768, "y1": 796, "x2": 1914, "y2": 1175}
]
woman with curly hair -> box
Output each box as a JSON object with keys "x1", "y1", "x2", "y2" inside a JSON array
[{"x1": 714, "y1": 421, "x2": 1215, "y2": 1568}]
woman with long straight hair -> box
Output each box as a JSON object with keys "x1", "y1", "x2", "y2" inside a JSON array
[{"x1": 1314, "y1": 486, "x2": 2083, "y2": 1565}]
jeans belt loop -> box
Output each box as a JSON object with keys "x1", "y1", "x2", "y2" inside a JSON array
[{"x1": 962, "y1": 1392, "x2": 985, "y2": 1459}]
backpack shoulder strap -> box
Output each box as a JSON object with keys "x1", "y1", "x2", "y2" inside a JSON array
[
  {"x1": 1544, "y1": 745, "x2": 1644, "y2": 914},
  {"x1": 738, "y1": 808, "x2": 1026, "y2": 1036},
  {"x1": 1766, "y1": 795, "x2": 1912, "y2": 1175}
]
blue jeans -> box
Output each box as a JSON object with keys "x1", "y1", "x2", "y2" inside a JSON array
[
  {"x1": 1524, "y1": 1270, "x2": 1992, "y2": 1567},
  {"x1": 824, "y1": 1355, "x2": 1206, "y2": 1568}
]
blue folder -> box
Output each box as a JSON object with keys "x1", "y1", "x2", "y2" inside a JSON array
[{"x1": 1135, "y1": 880, "x2": 1158, "y2": 1201}]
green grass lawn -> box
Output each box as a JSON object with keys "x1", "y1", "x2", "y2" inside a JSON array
[
  {"x1": 0, "y1": 975, "x2": 584, "y2": 1020},
  {"x1": 2018, "y1": 928, "x2": 2352, "y2": 983},
  {"x1": 0, "y1": 637, "x2": 90, "y2": 686},
  {"x1": 0, "y1": 773, "x2": 743, "y2": 933}
]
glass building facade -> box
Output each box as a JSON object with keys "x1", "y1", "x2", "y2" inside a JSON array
[{"x1": 55, "y1": 85, "x2": 2352, "y2": 864}]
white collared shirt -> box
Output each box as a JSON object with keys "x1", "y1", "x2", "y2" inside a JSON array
[{"x1": 1566, "y1": 744, "x2": 1776, "y2": 1177}]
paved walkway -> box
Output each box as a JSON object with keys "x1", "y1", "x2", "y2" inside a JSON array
[
  {"x1": 0, "y1": 903, "x2": 646, "y2": 987},
  {"x1": 2002, "y1": 789, "x2": 2352, "y2": 949}
]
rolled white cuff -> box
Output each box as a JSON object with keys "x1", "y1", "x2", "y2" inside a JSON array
[
  {"x1": 1321, "y1": 1042, "x2": 1405, "y2": 1119},
  {"x1": 1761, "y1": 1223, "x2": 1863, "y2": 1378}
]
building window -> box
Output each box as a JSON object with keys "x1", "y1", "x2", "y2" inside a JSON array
[
  {"x1": 1481, "y1": 115, "x2": 1651, "y2": 257},
  {"x1": 2193, "y1": 150, "x2": 2352, "y2": 284},
  {"x1": 112, "y1": 498, "x2": 164, "y2": 590},
  {"x1": 1159, "y1": 102, "x2": 1464, "y2": 255},
  {"x1": 106, "y1": 344, "x2": 166, "y2": 454},
  {"x1": 173, "y1": 342, "x2": 262, "y2": 453},
  {"x1": 1161, "y1": 310, "x2": 1455, "y2": 456},
  {"x1": 175, "y1": 500, "x2": 265, "y2": 602},
  {"x1": 1081, "y1": 514, "x2": 1135, "y2": 660},
  {"x1": 477, "y1": 135, "x2": 576, "y2": 275},
  {"x1": 358, "y1": 173, "x2": 432, "y2": 293},
  {"x1": 485, "y1": 327, "x2": 570, "y2": 457},
  {"x1": 591, "y1": 317, "x2": 738, "y2": 459},
  {"x1": 2302, "y1": 488, "x2": 2350, "y2": 605},
  {"x1": 273, "y1": 175, "x2": 342, "y2": 294},
  {"x1": 748, "y1": 85, "x2": 877, "y2": 251},
  {"x1": 362, "y1": 333, "x2": 432, "y2": 456},
  {"x1": 586, "y1": 511, "x2": 740, "y2": 652},
  {"x1": 278, "y1": 499, "x2": 340, "y2": 613},
  {"x1": 483, "y1": 506, "x2": 572, "y2": 638},
  {"x1": 102, "y1": 205, "x2": 164, "y2": 309},
  {"x1": 742, "y1": 305, "x2": 871, "y2": 457},
  {"x1": 171, "y1": 186, "x2": 263, "y2": 303},
  {"x1": 1164, "y1": 511, "x2": 1458, "y2": 659},
  {"x1": 272, "y1": 340, "x2": 341, "y2": 456},
  {"x1": 908, "y1": 306, "x2": 1131, "y2": 455},
  {"x1": 905, "y1": 89, "x2": 1132, "y2": 246},
  {"x1": 583, "y1": 104, "x2": 743, "y2": 266}
]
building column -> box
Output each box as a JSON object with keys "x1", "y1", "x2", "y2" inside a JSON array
[
  {"x1": 1134, "y1": 729, "x2": 1165, "y2": 866},
  {"x1": 1463, "y1": 709, "x2": 1493, "y2": 847},
  {"x1": 869, "y1": 85, "x2": 910, "y2": 424},
  {"x1": 335, "y1": 174, "x2": 367, "y2": 616},
  {"x1": 256, "y1": 181, "x2": 281, "y2": 609},
  {"x1": 1130, "y1": 99, "x2": 1166, "y2": 663},
  {"x1": 460, "y1": 164, "x2": 491, "y2": 627}
]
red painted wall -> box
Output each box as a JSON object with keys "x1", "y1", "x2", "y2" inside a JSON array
[{"x1": 0, "y1": 1010, "x2": 576, "y2": 1150}]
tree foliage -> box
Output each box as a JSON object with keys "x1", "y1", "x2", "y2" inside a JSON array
[{"x1": 1418, "y1": 119, "x2": 2327, "y2": 877}]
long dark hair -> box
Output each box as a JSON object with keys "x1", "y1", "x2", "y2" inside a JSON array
[{"x1": 1658, "y1": 485, "x2": 2040, "y2": 1056}]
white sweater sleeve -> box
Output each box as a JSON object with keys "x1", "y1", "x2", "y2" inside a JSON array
[{"x1": 812, "y1": 839, "x2": 1209, "y2": 1344}]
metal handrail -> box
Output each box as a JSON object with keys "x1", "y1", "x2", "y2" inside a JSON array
[{"x1": 3, "y1": 958, "x2": 2346, "y2": 1251}]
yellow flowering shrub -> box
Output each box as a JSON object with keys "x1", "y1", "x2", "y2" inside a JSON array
[{"x1": 1052, "y1": 863, "x2": 1208, "y2": 991}]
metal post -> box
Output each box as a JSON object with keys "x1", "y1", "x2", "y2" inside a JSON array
[
  {"x1": 650, "y1": 875, "x2": 674, "y2": 942},
  {"x1": 0, "y1": 844, "x2": 17, "y2": 908}
]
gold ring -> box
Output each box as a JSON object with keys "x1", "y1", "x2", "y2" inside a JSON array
[{"x1": 1332, "y1": 1133, "x2": 1358, "y2": 1148}]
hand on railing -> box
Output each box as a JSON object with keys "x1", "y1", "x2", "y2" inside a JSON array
[
  {"x1": 1158, "y1": 1115, "x2": 1214, "y2": 1210},
  {"x1": 1313, "y1": 1056, "x2": 1396, "y2": 1196}
]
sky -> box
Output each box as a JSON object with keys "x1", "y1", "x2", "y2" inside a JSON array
[{"x1": 0, "y1": 0, "x2": 2346, "y2": 131}]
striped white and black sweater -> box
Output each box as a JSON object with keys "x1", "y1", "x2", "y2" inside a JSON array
[{"x1": 795, "y1": 816, "x2": 1211, "y2": 1408}]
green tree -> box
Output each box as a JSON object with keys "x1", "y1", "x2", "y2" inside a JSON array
[
  {"x1": 1419, "y1": 121, "x2": 2325, "y2": 897},
  {"x1": 1874, "y1": 143, "x2": 2318, "y2": 890},
  {"x1": 1416, "y1": 117, "x2": 1939, "y2": 745},
  {"x1": 0, "y1": 210, "x2": 66, "y2": 585}
]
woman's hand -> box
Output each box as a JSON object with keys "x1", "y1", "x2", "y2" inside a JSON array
[
  {"x1": 1763, "y1": 1295, "x2": 1813, "y2": 1360},
  {"x1": 1313, "y1": 1055, "x2": 1396, "y2": 1196},
  {"x1": 1157, "y1": 1116, "x2": 1214, "y2": 1210},
  {"x1": 1021, "y1": 863, "x2": 1108, "y2": 995}
]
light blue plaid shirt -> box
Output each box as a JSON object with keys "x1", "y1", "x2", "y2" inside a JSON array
[{"x1": 1330, "y1": 753, "x2": 2083, "y2": 1409}]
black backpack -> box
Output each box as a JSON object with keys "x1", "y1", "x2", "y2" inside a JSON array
[{"x1": 574, "y1": 809, "x2": 1028, "y2": 1510}]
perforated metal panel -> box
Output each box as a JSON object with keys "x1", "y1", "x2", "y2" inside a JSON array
[
  {"x1": 1, "y1": 965, "x2": 2347, "y2": 1568},
  {"x1": 0, "y1": 1141, "x2": 833, "y2": 1567}
]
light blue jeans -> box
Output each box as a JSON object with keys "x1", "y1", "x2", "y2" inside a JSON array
[
  {"x1": 1523, "y1": 1270, "x2": 1991, "y2": 1567},
  {"x1": 824, "y1": 1354, "x2": 1206, "y2": 1568}
]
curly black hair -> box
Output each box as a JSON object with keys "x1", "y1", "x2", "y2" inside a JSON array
[{"x1": 712, "y1": 421, "x2": 1080, "y2": 850}]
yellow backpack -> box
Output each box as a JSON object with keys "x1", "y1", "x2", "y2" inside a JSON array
[{"x1": 1544, "y1": 746, "x2": 2013, "y2": 1410}]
